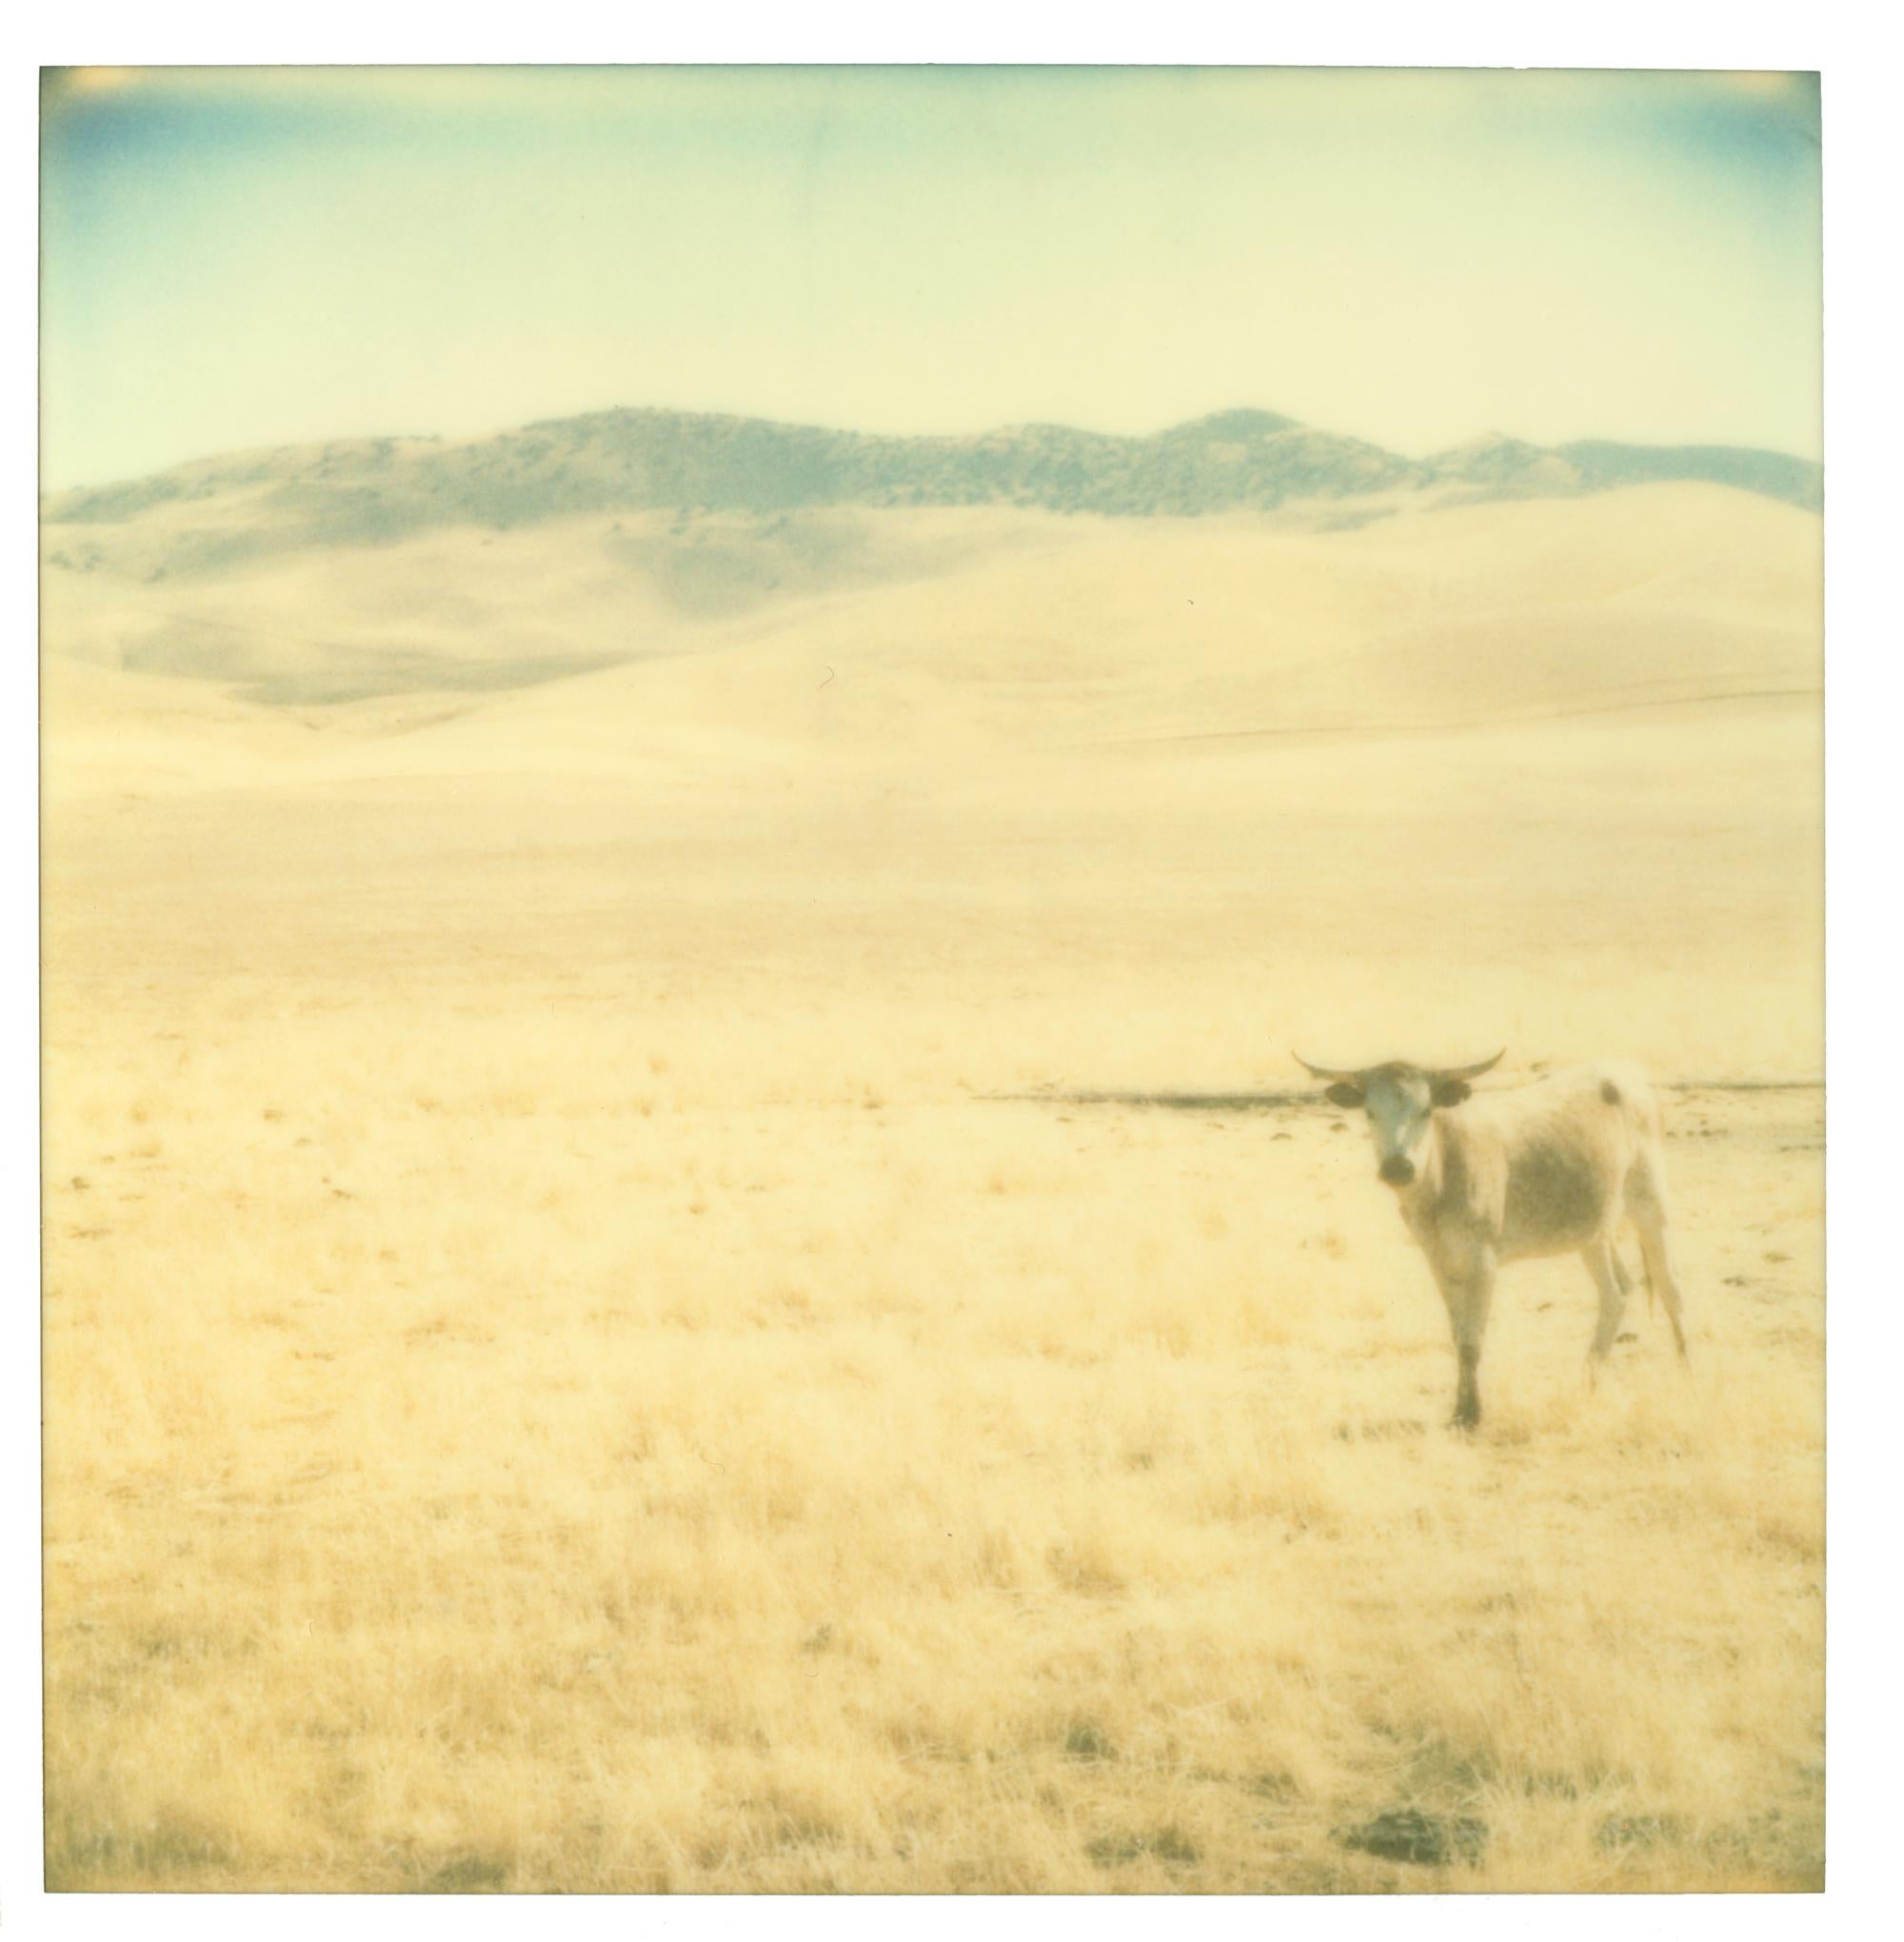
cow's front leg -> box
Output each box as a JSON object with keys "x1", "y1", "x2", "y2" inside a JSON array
[{"x1": 1442, "y1": 1244, "x2": 1497, "y2": 1430}]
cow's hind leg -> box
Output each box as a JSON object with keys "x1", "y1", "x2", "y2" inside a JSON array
[
  {"x1": 1627, "y1": 1160, "x2": 1691, "y2": 1362},
  {"x1": 1632, "y1": 1217, "x2": 1690, "y2": 1361},
  {"x1": 1583, "y1": 1237, "x2": 1629, "y2": 1373}
]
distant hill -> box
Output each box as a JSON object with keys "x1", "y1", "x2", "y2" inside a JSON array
[
  {"x1": 1554, "y1": 440, "x2": 1823, "y2": 508},
  {"x1": 42, "y1": 407, "x2": 1822, "y2": 562}
]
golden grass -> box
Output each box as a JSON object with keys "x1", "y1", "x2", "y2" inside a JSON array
[
  {"x1": 42, "y1": 986, "x2": 1822, "y2": 1892},
  {"x1": 41, "y1": 489, "x2": 1823, "y2": 1891}
]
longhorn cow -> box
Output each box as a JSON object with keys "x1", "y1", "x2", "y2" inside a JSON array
[{"x1": 1296, "y1": 1051, "x2": 1690, "y2": 1428}]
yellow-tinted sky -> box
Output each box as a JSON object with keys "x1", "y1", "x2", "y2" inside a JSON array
[{"x1": 40, "y1": 67, "x2": 1821, "y2": 488}]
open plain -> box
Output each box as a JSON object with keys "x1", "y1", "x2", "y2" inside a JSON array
[{"x1": 41, "y1": 477, "x2": 1823, "y2": 1891}]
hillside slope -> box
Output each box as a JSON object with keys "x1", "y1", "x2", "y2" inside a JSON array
[{"x1": 42, "y1": 482, "x2": 1821, "y2": 793}]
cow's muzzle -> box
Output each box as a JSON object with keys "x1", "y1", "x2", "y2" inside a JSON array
[{"x1": 1378, "y1": 1155, "x2": 1417, "y2": 1187}]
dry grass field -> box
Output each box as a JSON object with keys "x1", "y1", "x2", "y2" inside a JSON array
[{"x1": 41, "y1": 485, "x2": 1823, "y2": 1892}]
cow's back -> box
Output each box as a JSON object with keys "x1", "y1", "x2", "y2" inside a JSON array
[{"x1": 1456, "y1": 1061, "x2": 1657, "y2": 1261}]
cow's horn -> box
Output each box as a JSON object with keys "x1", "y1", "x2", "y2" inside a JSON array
[
  {"x1": 1437, "y1": 1049, "x2": 1506, "y2": 1081},
  {"x1": 1294, "y1": 1052, "x2": 1363, "y2": 1081}
]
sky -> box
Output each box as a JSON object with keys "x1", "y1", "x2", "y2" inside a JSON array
[{"x1": 38, "y1": 66, "x2": 1822, "y2": 489}]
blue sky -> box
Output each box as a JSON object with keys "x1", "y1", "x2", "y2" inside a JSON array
[{"x1": 39, "y1": 68, "x2": 1821, "y2": 487}]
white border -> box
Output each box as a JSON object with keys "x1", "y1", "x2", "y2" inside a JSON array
[
  {"x1": 0, "y1": 4, "x2": 1874, "y2": 66},
  {"x1": 5, "y1": 0, "x2": 1877, "y2": 68},
  {"x1": 10, "y1": 6, "x2": 1894, "y2": 1938}
]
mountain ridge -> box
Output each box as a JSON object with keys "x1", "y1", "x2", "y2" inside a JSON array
[{"x1": 43, "y1": 406, "x2": 1822, "y2": 550}]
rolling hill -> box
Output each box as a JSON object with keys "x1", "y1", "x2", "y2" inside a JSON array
[{"x1": 40, "y1": 402, "x2": 1821, "y2": 741}]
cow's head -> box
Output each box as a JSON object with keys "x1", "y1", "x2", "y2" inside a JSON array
[{"x1": 1295, "y1": 1050, "x2": 1504, "y2": 1188}]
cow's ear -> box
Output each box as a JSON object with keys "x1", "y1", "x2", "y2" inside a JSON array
[
  {"x1": 1430, "y1": 1076, "x2": 1472, "y2": 1108},
  {"x1": 1324, "y1": 1082, "x2": 1365, "y2": 1109}
]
